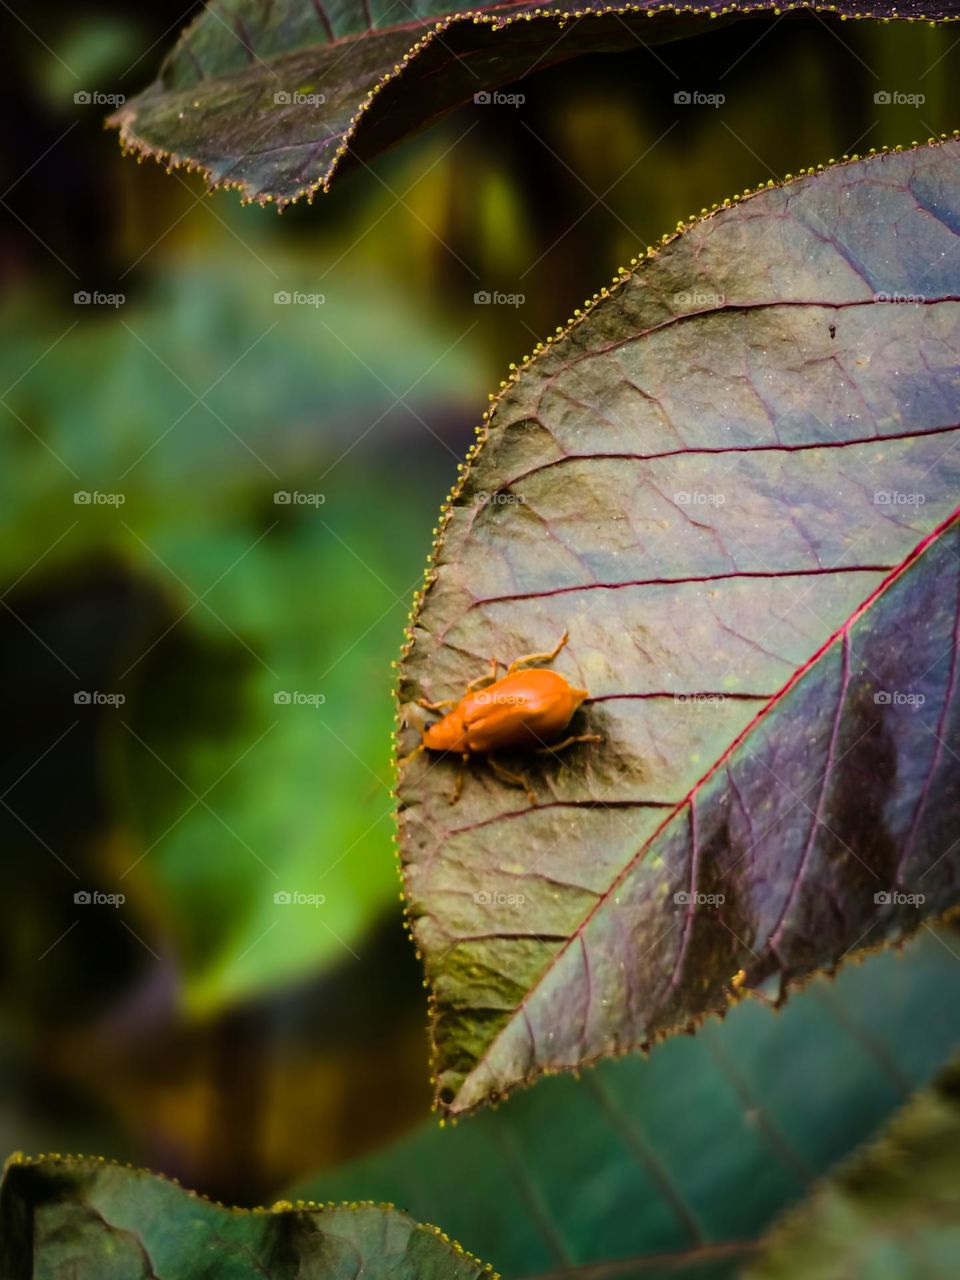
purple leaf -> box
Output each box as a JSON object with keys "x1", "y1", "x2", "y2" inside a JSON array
[{"x1": 396, "y1": 138, "x2": 960, "y2": 1115}]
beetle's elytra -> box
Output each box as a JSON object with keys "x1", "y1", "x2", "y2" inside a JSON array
[{"x1": 401, "y1": 631, "x2": 600, "y2": 804}]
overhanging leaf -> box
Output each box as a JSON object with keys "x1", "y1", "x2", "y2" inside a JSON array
[
  {"x1": 745, "y1": 1054, "x2": 960, "y2": 1279},
  {"x1": 109, "y1": 0, "x2": 960, "y2": 206},
  {"x1": 0, "y1": 1155, "x2": 495, "y2": 1280},
  {"x1": 295, "y1": 930, "x2": 960, "y2": 1280},
  {"x1": 396, "y1": 137, "x2": 960, "y2": 1115}
]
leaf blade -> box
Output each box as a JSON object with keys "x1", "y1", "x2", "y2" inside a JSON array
[
  {"x1": 396, "y1": 139, "x2": 960, "y2": 1114},
  {"x1": 295, "y1": 931, "x2": 960, "y2": 1279},
  {"x1": 744, "y1": 1054, "x2": 960, "y2": 1279},
  {"x1": 0, "y1": 1156, "x2": 496, "y2": 1280},
  {"x1": 110, "y1": 2, "x2": 960, "y2": 204}
]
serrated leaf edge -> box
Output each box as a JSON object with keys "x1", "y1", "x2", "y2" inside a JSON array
[
  {"x1": 109, "y1": 5, "x2": 960, "y2": 208},
  {"x1": 1, "y1": 1151, "x2": 499, "y2": 1276}
]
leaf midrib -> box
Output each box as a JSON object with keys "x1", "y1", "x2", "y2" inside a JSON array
[{"x1": 448, "y1": 506, "x2": 960, "y2": 1113}]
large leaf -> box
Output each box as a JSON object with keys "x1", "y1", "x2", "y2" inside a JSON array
[
  {"x1": 296, "y1": 930, "x2": 960, "y2": 1279},
  {"x1": 0, "y1": 1155, "x2": 494, "y2": 1280},
  {"x1": 396, "y1": 137, "x2": 960, "y2": 1116},
  {"x1": 745, "y1": 1055, "x2": 960, "y2": 1279},
  {"x1": 109, "y1": 0, "x2": 960, "y2": 206}
]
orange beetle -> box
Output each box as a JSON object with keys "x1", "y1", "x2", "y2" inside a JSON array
[{"x1": 401, "y1": 631, "x2": 599, "y2": 803}]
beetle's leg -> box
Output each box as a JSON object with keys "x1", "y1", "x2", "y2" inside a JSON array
[
  {"x1": 487, "y1": 756, "x2": 537, "y2": 805},
  {"x1": 465, "y1": 658, "x2": 499, "y2": 692},
  {"x1": 396, "y1": 741, "x2": 426, "y2": 768},
  {"x1": 451, "y1": 753, "x2": 470, "y2": 804},
  {"x1": 506, "y1": 629, "x2": 569, "y2": 674},
  {"x1": 417, "y1": 697, "x2": 457, "y2": 712},
  {"x1": 536, "y1": 733, "x2": 602, "y2": 755}
]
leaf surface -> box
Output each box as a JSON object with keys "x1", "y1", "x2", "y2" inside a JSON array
[
  {"x1": 297, "y1": 931, "x2": 960, "y2": 1279},
  {"x1": 0, "y1": 1156, "x2": 493, "y2": 1280},
  {"x1": 109, "y1": 0, "x2": 960, "y2": 205},
  {"x1": 397, "y1": 138, "x2": 960, "y2": 1114},
  {"x1": 745, "y1": 1053, "x2": 960, "y2": 1279}
]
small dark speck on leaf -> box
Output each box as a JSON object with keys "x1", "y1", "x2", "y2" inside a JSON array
[{"x1": 829, "y1": 324, "x2": 836, "y2": 340}]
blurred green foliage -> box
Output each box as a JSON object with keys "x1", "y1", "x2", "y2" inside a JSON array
[{"x1": 0, "y1": 252, "x2": 481, "y2": 1015}]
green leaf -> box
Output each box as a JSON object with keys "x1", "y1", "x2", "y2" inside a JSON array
[
  {"x1": 0, "y1": 251, "x2": 479, "y2": 1018},
  {"x1": 295, "y1": 930, "x2": 960, "y2": 1279},
  {"x1": 745, "y1": 1055, "x2": 960, "y2": 1279},
  {"x1": 396, "y1": 138, "x2": 960, "y2": 1115},
  {"x1": 0, "y1": 1155, "x2": 495, "y2": 1280},
  {"x1": 109, "y1": 1, "x2": 960, "y2": 207}
]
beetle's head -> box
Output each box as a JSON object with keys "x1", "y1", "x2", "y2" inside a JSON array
[{"x1": 423, "y1": 710, "x2": 468, "y2": 754}]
